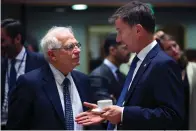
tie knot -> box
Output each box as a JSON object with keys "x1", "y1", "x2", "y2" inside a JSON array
[
  {"x1": 130, "y1": 56, "x2": 139, "y2": 67},
  {"x1": 62, "y1": 78, "x2": 70, "y2": 87},
  {"x1": 115, "y1": 69, "x2": 120, "y2": 74},
  {"x1": 132, "y1": 56, "x2": 139, "y2": 64}
]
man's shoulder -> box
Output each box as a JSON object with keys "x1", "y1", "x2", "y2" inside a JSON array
[
  {"x1": 26, "y1": 50, "x2": 46, "y2": 62},
  {"x1": 90, "y1": 64, "x2": 110, "y2": 76},
  {"x1": 154, "y1": 50, "x2": 176, "y2": 65},
  {"x1": 19, "y1": 65, "x2": 44, "y2": 82}
]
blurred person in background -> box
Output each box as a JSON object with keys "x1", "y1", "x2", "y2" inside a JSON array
[
  {"x1": 6, "y1": 26, "x2": 94, "y2": 130},
  {"x1": 90, "y1": 33, "x2": 130, "y2": 104},
  {"x1": 157, "y1": 33, "x2": 196, "y2": 130},
  {"x1": 1, "y1": 18, "x2": 46, "y2": 129},
  {"x1": 26, "y1": 34, "x2": 40, "y2": 52}
]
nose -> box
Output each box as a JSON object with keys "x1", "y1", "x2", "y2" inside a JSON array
[
  {"x1": 116, "y1": 34, "x2": 121, "y2": 43},
  {"x1": 171, "y1": 46, "x2": 178, "y2": 54},
  {"x1": 72, "y1": 46, "x2": 80, "y2": 54}
]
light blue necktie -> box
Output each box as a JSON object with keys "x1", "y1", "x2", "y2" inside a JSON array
[
  {"x1": 63, "y1": 78, "x2": 74, "y2": 130},
  {"x1": 107, "y1": 56, "x2": 139, "y2": 130}
]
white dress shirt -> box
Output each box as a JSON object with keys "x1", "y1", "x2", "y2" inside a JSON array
[
  {"x1": 2, "y1": 46, "x2": 27, "y2": 124},
  {"x1": 104, "y1": 58, "x2": 119, "y2": 81},
  {"x1": 49, "y1": 64, "x2": 83, "y2": 130}
]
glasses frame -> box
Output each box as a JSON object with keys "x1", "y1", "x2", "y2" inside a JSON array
[{"x1": 52, "y1": 42, "x2": 81, "y2": 51}]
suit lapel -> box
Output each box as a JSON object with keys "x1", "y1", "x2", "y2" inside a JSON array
[
  {"x1": 124, "y1": 44, "x2": 160, "y2": 103},
  {"x1": 41, "y1": 64, "x2": 65, "y2": 126}
]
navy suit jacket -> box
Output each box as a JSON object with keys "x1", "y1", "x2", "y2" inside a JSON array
[
  {"x1": 6, "y1": 64, "x2": 93, "y2": 130},
  {"x1": 119, "y1": 44, "x2": 184, "y2": 130},
  {"x1": 90, "y1": 63, "x2": 125, "y2": 103},
  {"x1": 1, "y1": 50, "x2": 46, "y2": 107}
]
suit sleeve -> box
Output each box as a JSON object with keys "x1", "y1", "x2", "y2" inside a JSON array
[
  {"x1": 122, "y1": 60, "x2": 184, "y2": 129},
  {"x1": 6, "y1": 75, "x2": 35, "y2": 130}
]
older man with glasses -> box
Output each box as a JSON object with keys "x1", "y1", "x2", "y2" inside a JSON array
[{"x1": 6, "y1": 26, "x2": 94, "y2": 130}]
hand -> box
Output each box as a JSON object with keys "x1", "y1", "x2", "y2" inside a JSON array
[
  {"x1": 75, "y1": 110, "x2": 105, "y2": 126},
  {"x1": 75, "y1": 102, "x2": 105, "y2": 126},
  {"x1": 101, "y1": 105, "x2": 122, "y2": 124}
]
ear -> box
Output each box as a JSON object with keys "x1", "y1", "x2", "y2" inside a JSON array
[
  {"x1": 135, "y1": 24, "x2": 143, "y2": 36},
  {"x1": 48, "y1": 50, "x2": 57, "y2": 61},
  {"x1": 14, "y1": 34, "x2": 22, "y2": 44},
  {"x1": 109, "y1": 46, "x2": 117, "y2": 56}
]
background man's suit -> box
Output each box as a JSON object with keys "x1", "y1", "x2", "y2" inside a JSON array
[
  {"x1": 6, "y1": 64, "x2": 93, "y2": 130},
  {"x1": 90, "y1": 63, "x2": 126, "y2": 103},
  {"x1": 1, "y1": 50, "x2": 46, "y2": 108},
  {"x1": 118, "y1": 44, "x2": 184, "y2": 130}
]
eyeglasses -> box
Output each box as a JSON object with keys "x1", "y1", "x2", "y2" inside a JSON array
[{"x1": 52, "y1": 42, "x2": 81, "y2": 51}]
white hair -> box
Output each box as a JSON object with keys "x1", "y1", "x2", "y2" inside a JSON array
[{"x1": 40, "y1": 26, "x2": 74, "y2": 60}]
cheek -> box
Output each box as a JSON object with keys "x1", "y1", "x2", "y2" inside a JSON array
[
  {"x1": 166, "y1": 50, "x2": 173, "y2": 56},
  {"x1": 176, "y1": 47, "x2": 181, "y2": 53},
  {"x1": 122, "y1": 33, "x2": 131, "y2": 44}
]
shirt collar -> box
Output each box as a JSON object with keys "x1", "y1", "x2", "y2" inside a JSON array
[
  {"x1": 137, "y1": 40, "x2": 157, "y2": 61},
  {"x1": 15, "y1": 46, "x2": 26, "y2": 61},
  {"x1": 103, "y1": 58, "x2": 118, "y2": 73},
  {"x1": 49, "y1": 63, "x2": 71, "y2": 86}
]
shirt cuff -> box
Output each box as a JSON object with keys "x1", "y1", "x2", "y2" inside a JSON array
[{"x1": 121, "y1": 107, "x2": 124, "y2": 122}]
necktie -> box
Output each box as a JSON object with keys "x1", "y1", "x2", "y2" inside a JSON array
[
  {"x1": 107, "y1": 56, "x2": 139, "y2": 130},
  {"x1": 63, "y1": 78, "x2": 74, "y2": 130},
  {"x1": 9, "y1": 59, "x2": 16, "y2": 91}
]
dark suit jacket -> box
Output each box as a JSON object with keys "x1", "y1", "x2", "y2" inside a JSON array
[
  {"x1": 118, "y1": 44, "x2": 184, "y2": 130},
  {"x1": 6, "y1": 64, "x2": 93, "y2": 130},
  {"x1": 90, "y1": 63, "x2": 126, "y2": 103},
  {"x1": 1, "y1": 50, "x2": 46, "y2": 107}
]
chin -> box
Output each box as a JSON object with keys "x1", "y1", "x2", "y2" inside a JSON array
[{"x1": 73, "y1": 61, "x2": 80, "y2": 67}]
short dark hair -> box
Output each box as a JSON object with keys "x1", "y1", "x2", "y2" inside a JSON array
[
  {"x1": 1, "y1": 18, "x2": 25, "y2": 45},
  {"x1": 159, "y1": 34, "x2": 177, "y2": 49},
  {"x1": 104, "y1": 33, "x2": 119, "y2": 56},
  {"x1": 109, "y1": 1, "x2": 155, "y2": 33}
]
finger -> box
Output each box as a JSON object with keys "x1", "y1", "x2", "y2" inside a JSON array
[
  {"x1": 84, "y1": 102, "x2": 97, "y2": 108},
  {"x1": 102, "y1": 106, "x2": 111, "y2": 112},
  {"x1": 92, "y1": 111, "x2": 105, "y2": 115},
  {"x1": 75, "y1": 112, "x2": 88, "y2": 119},
  {"x1": 82, "y1": 122, "x2": 95, "y2": 126},
  {"x1": 100, "y1": 111, "x2": 110, "y2": 119},
  {"x1": 77, "y1": 118, "x2": 90, "y2": 124},
  {"x1": 75, "y1": 115, "x2": 89, "y2": 122},
  {"x1": 80, "y1": 121, "x2": 94, "y2": 126}
]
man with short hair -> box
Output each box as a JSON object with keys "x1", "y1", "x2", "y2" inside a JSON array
[
  {"x1": 76, "y1": 1, "x2": 184, "y2": 130},
  {"x1": 6, "y1": 26, "x2": 93, "y2": 130},
  {"x1": 1, "y1": 18, "x2": 46, "y2": 129}
]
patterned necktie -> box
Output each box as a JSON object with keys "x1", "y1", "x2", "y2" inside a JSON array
[
  {"x1": 107, "y1": 56, "x2": 139, "y2": 130},
  {"x1": 9, "y1": 59, "x2": 16, "y2": 91},
  {"x1": 63, "y1": 78, "x2": 74, "y2": 130}
]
